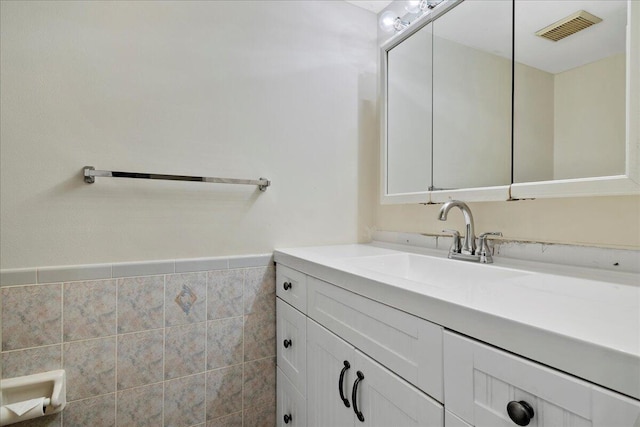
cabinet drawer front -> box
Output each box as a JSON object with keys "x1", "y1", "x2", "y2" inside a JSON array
[
  {"x1": 277, "y1": 367, "x2": 307, "y2": 427},
  {"x1": 277, "y1": 298, "x2": 307, "y2": 395},
  {"x1": 307, "y1": 276, "x2": 443, "y2": 402},
  {"x1": 444, "y1": 331, "x2": 640, "y2": 427},
  {"x1": 276, "y1": 265, "x2": 307, "y2": 313}
]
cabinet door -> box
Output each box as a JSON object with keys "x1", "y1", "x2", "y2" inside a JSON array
[
  {"x1": 277, "y1": 298, "x2": 307, "y2": 395},
  {"x1": 353, "y1": 350, "x2": 443, "y2": 427},
  {"x1": 277, "y1": 367, "x2": 306, "y2": 427},
  {"x1": 444, "y1": 331, "x2": 640, "y2": 427},
  {"x1": 307, "y1": 319, "x2": 355, "y2": 427}
]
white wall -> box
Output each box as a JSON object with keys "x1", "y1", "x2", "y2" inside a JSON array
[{"x1": 0, "y1": 1, "x2": 379, "y2": 269}]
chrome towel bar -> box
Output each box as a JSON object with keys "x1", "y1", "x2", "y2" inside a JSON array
[{"x1": 83, "y1": 166, "x2": 270, "y2": 191}]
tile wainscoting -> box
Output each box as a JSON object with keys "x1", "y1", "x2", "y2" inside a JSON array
[{"x1": 0, "y1": 255, "x2": 276, "y2": 427}]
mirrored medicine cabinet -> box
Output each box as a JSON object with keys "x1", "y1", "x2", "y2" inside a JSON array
[{"x1": 381, "y1": 0, "x2": 640, "y2": 204}]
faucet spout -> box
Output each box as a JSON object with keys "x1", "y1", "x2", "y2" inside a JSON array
[{"x1": 438, "y1": 200, "x2": 476, "y2": 255}]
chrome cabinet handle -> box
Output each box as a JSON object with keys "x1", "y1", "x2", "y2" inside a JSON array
[
  {"x1": 338, "y1": 360, "x2": 351, "y2": 408},
  {"x1": 283, "y1": 339, "x2": 292, "y2": 348},
  {"x1": 507, "y1": 400, "x2": 534, "y2": 426},
  {"x1": 351, "y1": 371, "x2": 365, "y2": 422},
  {"x1": 283, "y1": 281, "x2": 292, "y2": 291}
]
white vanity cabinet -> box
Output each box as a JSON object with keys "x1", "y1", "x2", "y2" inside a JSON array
[{"x1": 444, "y1": 331, "x2": 640, "y2": 427}]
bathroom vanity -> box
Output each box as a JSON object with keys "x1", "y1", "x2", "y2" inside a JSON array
[{"x1": 274, "y1": 243, "x2": 640, "y2": 426}]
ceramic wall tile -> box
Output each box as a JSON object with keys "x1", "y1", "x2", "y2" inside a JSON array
[
  {"x1": 117, "y1": 276, "x2": 165, "y2": 334},
  {"x1": 243, "y1": 267, "x2": 275, "y2": 316},
  {"x1": 116, "y1": 383, "x2": 163, "y2": 427},
  {"x1": 205, "y1": 365, "x2": 242, "y2": 420},
  {"x1": 12, "y1": 412, "x2": 62, "y2": 426},
  {"x1": 243, "y1": 402, "x2": 276, "y2": 427},
  {"x1": 163, "y1": 373, "x2": 206, "y2": 427},
  {"x1": 63, "y1": 279, "x2": 116, "y2": 341},
  {"x1": 62, "y1": 394, "x2": 116, "y2": 427},
  {"x1": 243, "y1": 310, "x2": 275, "y2": 362},
  {"x1": 2, "y1": 344, "x2": 62, "y2": 379},
  {"x1": 165, "y1": 273, "x2": 207, "y2": 327},
  {"x1": 207, "y1": 317, "x2": 243, "y2": 370},
  {"x1": 1, "y1": 284, "x2": 61, "y2": 351},
  {"x1": 242, "y1": 357, "x2": 276, "y2": 408},
  {"x1": 207, "y1": 270, "x2": 243, "y2": 320},
  {"x1": 63, "y1": 337, "x2": 116, "y2": 401},
  {"x1": 38, "y1": 264, "x2": 111, "y2": 284},
  {"x1": 206, "y1": 412, "x2": 242, "y2": 427},
  {"x1": 164, "y1": 322, "x2": 206, "y2": 380},
  {"x1": 0, "y1": 268, "x2": 37, "y2": 287},
  {"x1": 117, "y1": 330, "x2": 164, "y2": 390}
]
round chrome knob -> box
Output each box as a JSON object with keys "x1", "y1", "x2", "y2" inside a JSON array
[{"x1": 507, "y1": 401, "x2": 534, "y2": 426}]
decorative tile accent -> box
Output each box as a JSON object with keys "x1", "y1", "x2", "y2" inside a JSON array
[
  {"x1": 207, "y1": 270, "x2": 244, "y2": 320},
  {"x1": 175, "y1": 257, "x2": 228, "y2": 273},
  {"x1": 63, "y1": 337, "x2": 116, "y2": 401},
  {"x1": 207, "y1": 317, "x2": 243, "y2": 370},
  {"x1": 243, "y1": 357, "x2": 276, "y2": 408},
  {"x1": 164, "y1": 322, "x2": 206, "y2": 380},
  {"x1": 206, "y1": 412, "x2": 242, "y2": 427},
  {"x1": 244, "y1": 310, "x2": 276, "y2": 362},
  {"x1": 0, "y1": 268, "x2": 37, "y2": 287},
  {"x1": 2, "y1": 345, "x2": 62, "y2": 379},
  {"x1": 243, "y1": 267, "x2": 275, "y2": 315},
  {"x1": 116, "y1": 383, "x2": 163, "y2": 427},
  {"x1": 163, "y1": 373, "x2": 206, "y2": 427},
  {"x1": 1, "y1": 284, "x2": 62, "y2": 351},
  {"x1": 175, "y1": 284, "x2": 198, "y2": 315},
  {"x1": 117, "y1": 330, "x2": 164, "y2": 390},
  {"x1": 205, "y1": 365, "x2": 242, "y2": 420},
  {"x1": 62, "y1": 393, "x2": 116, "y2": 427},
  {"x1": 38, "y1": 264, "x2": 111, "y2": 284},
  {"x1": 117, "y1": 276, "x2": 165, "y2": 334},
  {"x1": 112, "y1": 260, "x2": 174, "y2": 278},
  {"x1": 165, "y1": 273, "x2": 207, "y2": 327},
  {"x1": 63, "y1": 279, "x2": 116, "y2": 341}
]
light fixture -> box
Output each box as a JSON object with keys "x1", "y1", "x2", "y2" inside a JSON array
[{"x1": 379, "y1": 10, "x2": 410, "y2": 33}]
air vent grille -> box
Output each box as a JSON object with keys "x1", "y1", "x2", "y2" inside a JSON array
[{"x1": 536, "y1": 10, "x2": 603, "y2": 42}]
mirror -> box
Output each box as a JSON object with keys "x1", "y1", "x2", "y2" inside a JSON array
[
  {"x1": 432, "y1": 0, "x2": 512, "y2": 190},
  {"x1": 513, "y1": 0, "x2": 628, "y2": 183},
  {"x1": 386, "y1": 22, "x2": 433, "y2": 195}
]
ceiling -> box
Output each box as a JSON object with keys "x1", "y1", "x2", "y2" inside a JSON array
[{"x1": 345, "y1": 0, "x2": 394, "y2": 14}]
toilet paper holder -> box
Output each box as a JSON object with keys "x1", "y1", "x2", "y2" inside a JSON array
[{"x1": 1, "y1": 369, "x2": 66, "y2": 426}]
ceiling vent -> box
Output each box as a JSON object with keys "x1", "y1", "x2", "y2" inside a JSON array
[{"x1": 535, "y1": 10, "x2": 603, "y2": 42}]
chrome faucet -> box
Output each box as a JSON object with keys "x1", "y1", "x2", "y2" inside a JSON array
[
  {"x1": 438, "y1": 200, "x2": 502, "y2": 263},
  {"x1": 438, "y1": 200, "x2": 476, "y2": 255}
]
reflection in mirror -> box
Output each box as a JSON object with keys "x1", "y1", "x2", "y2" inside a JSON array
[
  {"x1": 386, "y1": 23, "x2": 433, "y2": 195},
  {"x1": 432, "y1": 0, "x2": 512, "y2": 190},
  {"x1": 514, "y1": 0, "x2": 627, "y2": 183}
]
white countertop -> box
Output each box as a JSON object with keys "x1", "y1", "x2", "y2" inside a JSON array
[{"x1": 274, "y1": 242, "x2": 640, "y2": 400}]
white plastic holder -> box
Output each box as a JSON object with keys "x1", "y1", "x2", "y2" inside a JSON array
[{"x1": 0, "y1": 369, "x2": 66, "y2": 426}]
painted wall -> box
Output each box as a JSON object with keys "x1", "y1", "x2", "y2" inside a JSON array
[{"x1": 0, "y1": 0, "x2": 378, "y2": 269}]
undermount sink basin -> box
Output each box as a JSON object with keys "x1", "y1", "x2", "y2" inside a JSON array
[{"x1": 345, "y1": 252, "x2": 531, "y2": 286}]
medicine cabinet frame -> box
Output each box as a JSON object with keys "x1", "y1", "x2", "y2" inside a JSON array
[{"x1": 380, "y1": 0, "x2": 640, "y2": 205}]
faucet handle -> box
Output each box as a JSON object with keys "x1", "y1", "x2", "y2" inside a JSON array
[
  {"x1": 441, "y1": 229, "x2": 461, "y2": 255},
  {"x1": 477, "y1": 232, "x2": 502, "y2": 263}
]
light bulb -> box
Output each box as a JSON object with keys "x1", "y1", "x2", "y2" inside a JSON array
[
  {"x1": 379, "y1": 10, "x2": 397, "y2": 33},
  {"x1": 405, "y1": 0, "x2": 421, "y2": 14}
]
